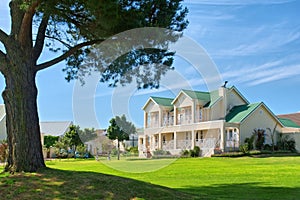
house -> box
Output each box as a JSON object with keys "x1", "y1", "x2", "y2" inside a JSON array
[
  {"x1": 40, "y1": 121, "x2": 73, "y2": 158},
  {"x1": 84, "y1": 129, "x2": 113, "y2": 156},
  {"x1": 277, "y1": 113, "x2": 300, "y2": 152},
  {"x1": 0, "y1": 104, "x2": 73, "y2": 157},
  {"x1": 138, "y1": 86, "x2": 300, "y2": 157},
  {"x1": 0, "y1": 105, "x2": 7, "y2": 141},
  {"x1": 277, "y1": 113, "x2": 300, "y2": 126}
]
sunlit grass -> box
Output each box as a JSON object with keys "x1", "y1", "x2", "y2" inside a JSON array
[{"x1": 1, "y1": 157, "x2": 300, "y2": 199}]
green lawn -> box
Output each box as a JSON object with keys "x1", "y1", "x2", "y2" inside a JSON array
[{"x1": 1, "y1": 157, "x2": 300, "y2": 199}]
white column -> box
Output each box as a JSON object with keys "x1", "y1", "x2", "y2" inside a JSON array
[
  {"x1": 220, "y1": 127, "x2": 224, "y2": 151},
  {"x1": 158, "y1": 109, "x2": 162, "y2": 127},
  {"x1": 144, "y1": 112, "x2": 147, "y2": 128},
  {"x1": 158, "y1": 133, "x2": 162, "y2": 149},
  {"x1": 173, "y1": 106, "x2": 177, "y2": 125},
  {"x1": 192, "y1": 101, "x2": 195, "y2": 123},
  {"x1": 191, "y1": 130, "x2": 195, "y2": 149},
  {"x1": 143, "y1": 135, "x2": 147, "y2": 151},
  {"x1": 174, "y1": 131, "x2": 177, "y2": 149}
]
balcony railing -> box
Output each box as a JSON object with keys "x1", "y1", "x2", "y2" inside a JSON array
[
  {"x1": 162, "y1": 140, "x2": 174, "y2": 150},
  {"x1": 162, "y1": 117, "x2": 174, "y2": 127},
  {"x1": 177, "y1": 115, "x2": 192, "y2": 125},
  {"x1": 195, "y1": 138, "x2": 217, "y2": 149},
  {"x1": 226, "y1": 140, "x2": 239, "y2": 148},
  {"x1": 177, "y1": 140, "x2": 192, "y2": 149}
]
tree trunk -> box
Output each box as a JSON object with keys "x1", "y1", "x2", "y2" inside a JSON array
[
  {"x1": 117, "y1": 139, "x2": 120, "y2": 160},
  {"x1": 2, "y1": 64, "x2": 45, "y2": 172}
]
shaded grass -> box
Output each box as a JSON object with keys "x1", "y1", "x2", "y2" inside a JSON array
[
  {"x1": 0, "y1": 166, "x2": 194, "y2": 200},
  {"x1": 1, "y1": 157, "x2": 300, "y2": 199}
]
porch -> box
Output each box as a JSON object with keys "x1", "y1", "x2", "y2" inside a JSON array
[{"x1": 138, "y1": 129, "x2": 223, "y2": 157}]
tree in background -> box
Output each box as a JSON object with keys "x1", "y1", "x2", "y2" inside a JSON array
[
  {"x1": 0, "y1": 0, "x2": 188, "y2": 172},
  {"x1": 44, "y1": 135, "x2": 59, "y2": 149},
  {"x1": 78, "y1": 127, "x2": 97, "y2": 143},
  {"x1": 253, "y1": 129, "x2": 265, "y2": 150},
  {"x1": 266, "y1": 124, "x2": 277, "y2": 152},
  {"x1": 54, "y1": 136, "x2": 71, "y2": 158},
  {"x1": 64, "y1": 125, "x2": 84, "y2": 153},
  {"x1": 107, "y1": 115, "x2": 136, "y2": 160}
]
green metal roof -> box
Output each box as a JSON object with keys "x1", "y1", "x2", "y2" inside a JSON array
[
  {"x1": 182, "y1": 89, "x2": 211, "y2": 101},
  {"x1": 150, "y1": 96, "x2": 173, "y2": 107},
  {"x1": 182, "y1": 89, "x2": 222, "y2": 107},
  {"x1": 225, "y1": 102, "x2": 261, "y2": 123},
  {"x1": 278, "y1": 118, "x2": 300, "y2": 128}
]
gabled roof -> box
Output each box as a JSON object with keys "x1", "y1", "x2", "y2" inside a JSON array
[
  {"x1": 226, "y1": 103, "x2": 261, "y2": 123},
  {"x1": 277, "y1": 113, "x2": 300, "y2": 126},
  {"x1": 172, "y1": 89, "x2": 220, "y2": 107},
  {"x1": 150, "y1": 96, "x2": 173, "y2": 107},
  {"x1": 181, "y1": 89, "x2": 210, "y2": 101},
  {"x1": 229, "y1": 86, "x2": 250, "y2": 104},
  {"x1": 40, "y1": 121, "x2": 73, "y2": 137},
  {"x1": 226, "y1": 102, "x2": 284, "y2": 127},
  {"x1": 206, "y1": 89, "x2": 222, "y2": 107},
  {"x1": 278, "y1": 118, "x2": 300, "y2": 128},
  {"x1": 142, "y1": 96, "x2": 173, "y2": 110}
]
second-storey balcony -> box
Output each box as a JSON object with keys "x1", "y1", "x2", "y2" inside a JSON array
[{"x1": 177, "y1": 114, "x2": 192, "y2": 125}]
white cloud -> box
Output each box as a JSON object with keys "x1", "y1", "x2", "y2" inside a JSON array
[{"x1": 220, "y1": 59, "x2": 300, "y2": 87}]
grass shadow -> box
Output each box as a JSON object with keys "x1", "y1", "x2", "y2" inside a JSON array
[
  {"x1": 179, "y1": 182, "x2": 300, "y2": 200},
  {"x1": 0, "y1": 167, "x2": 196, "y2": 200}
]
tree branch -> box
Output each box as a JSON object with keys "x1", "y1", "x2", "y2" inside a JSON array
[
  {"x1": 35, "y1": 39, "x2": 104, "y2": 71},
  {"x1": 32, "y1": 15, "x2": 49, "y2": 62},
  {"x1": 0, "y1": 29, "x2": 9, "y2": 47},
  {"x1": 44, "y1": 35, "x2": 72, "y2": 48},
  {"x1": 18, "y1": 1, "x2": 40, "y2": 47},
  {"x1": 0, "y1": 49, "x2": 7, "y2": 72}
]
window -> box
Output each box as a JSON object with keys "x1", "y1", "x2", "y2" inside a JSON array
[
  {"x1": 199, "y1": 107, "x2": 203, "y2": 121},
  {"x1": 229, "y1": 129, "x2": 233, "y2": 140},
  {"x1": 200, "y1": 131, "x2": 204, "y2": 140},
  {"x1": 172, "y1": 133, "x2": 174, "y2": 140},
  {"x1": 196, "y1": 132, "x2": 199, "y2": 141},
  {"x1": 163, "y1": 135, "x2": 166, "y2": 144}
]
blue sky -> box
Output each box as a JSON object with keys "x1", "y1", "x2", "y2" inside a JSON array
[{"x1": 0, "y1": 0, "x2": 300, "y2": 129}]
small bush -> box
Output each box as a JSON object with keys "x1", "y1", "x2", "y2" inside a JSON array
[
  {"x1": 263, "y1": 144, "x2": 272, "y2": 151},
  {"x1": 128, "y1": 146, "x2": 139, "y2": 154},
  {"x1": 212, "y1": 152, "x2": 244, "y2": 157},
  {"x1": 245, "y1": 136, "x2": 254, "y2": 151},
  {"x1": 180, "y1": 150, "x2": 190, "y2": 157},
  {"x1": 153, "y1": 149, "x2": 171, "y2": 156},
  {"x1": 239, "y1": 144, "x2": 249, "y2": 154},
  {"x1": 0, "y1": 141, "x2": 8, "y2": 162}
]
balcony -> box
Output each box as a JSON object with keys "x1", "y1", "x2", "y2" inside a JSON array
[
  {"x1": 162, "y1": 117, "x2": 174, "y2": 127},
  {"x1": 177, "y1": 115, "x2": 192, "y2": 125}
]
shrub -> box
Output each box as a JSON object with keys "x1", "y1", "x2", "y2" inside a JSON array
[
  {"x1": 128, "y1": 146, "x2": 139, "y2": 154},
  {"x1": 0, "y1": 141, "x2": 8, "y2": 162},
  {"x1": 244, "y1": 136, "x2": 254, "y2": 151},
  {"x1": 190, "y1": 146, "x2": 201, "y2": 157},
  {"x1": 153, "y1": 149, "x2": 171, "y2": 156},
  {"x1": 277, "y1": 133, "x2": 296, "y2": 152},
  {"x1": 181, "y1": 147, "x2": 201, "y2": 158},
  {"x1": 253, "y1": 129, "x2": 265, "y2": 150},
  {"x1": 212, "y1": 152, "x2": 244, "y2": 157},
  {"x1": 180, "y1": 150, "x2": 190, "y2": 157},
  {"x1": 263, "y1": 144, "x2": 272, "y2": 151},
  {"x1": 239, "y1": 143, "x2": 249, "y2": 154}
]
